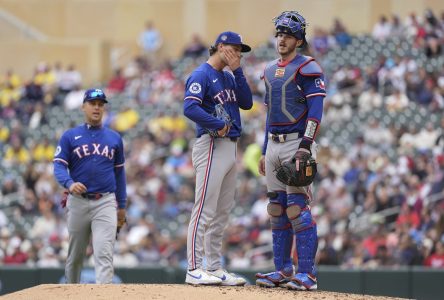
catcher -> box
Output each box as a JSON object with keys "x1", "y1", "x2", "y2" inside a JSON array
[{"x1": 257, "y1": 11, "x2": 326, "y2": 291}]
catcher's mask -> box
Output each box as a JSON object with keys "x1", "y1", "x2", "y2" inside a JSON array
[{"x1": 273, "y1": 11, "x2": 308, "y2": 47}]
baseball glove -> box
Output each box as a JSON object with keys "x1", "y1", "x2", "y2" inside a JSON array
[
  {"x1": 276, "y1": 150, "x2": 317, "y2": 187},
  {"x1": 207, "y1": 104, "x2": 232, "y2": 137},
  {"x1": 61, "y1": 190, "x2": 69, "y2": 208},
  {"x1": 116, "y1": 216, "x2": 126, "y2": 240}
]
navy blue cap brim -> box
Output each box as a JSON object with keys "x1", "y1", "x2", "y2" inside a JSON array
[
  {"x1": 222, "y1": 43, "x2": 251, "y2": 52},
  {"x1": 240, "y1": 44, "x2": 251, "y2": 52}
]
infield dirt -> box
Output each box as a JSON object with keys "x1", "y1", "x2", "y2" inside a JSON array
[{"x1": 0, "y1": 284, "x2": 408, "y2": 300}]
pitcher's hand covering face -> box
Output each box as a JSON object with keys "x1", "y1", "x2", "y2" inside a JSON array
[{"x1": 221, "y1": 44, "x2": 242, "y2": 71}]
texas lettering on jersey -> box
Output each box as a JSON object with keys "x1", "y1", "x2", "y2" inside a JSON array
[
  {"x1": 213, "y1": 89, "x2": 237, "y2": 104},
  {"x1": 73, "y1": 143, "x2": 115, "y2": 159}
]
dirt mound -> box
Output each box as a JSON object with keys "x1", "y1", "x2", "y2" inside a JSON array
[{"x1": 1, "y1": 284, "x2": 406, "y2": 300}]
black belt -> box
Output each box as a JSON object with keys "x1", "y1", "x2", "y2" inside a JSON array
[{"x1": 80, "y1": 193, "x2": 109, "y2": 200}]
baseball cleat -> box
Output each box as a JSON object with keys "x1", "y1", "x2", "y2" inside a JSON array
[
  {"x1": 185, "y1": 268, "x2": 222, "y2": 285},
  {"x1": 255, "y1": 266, "x2": 293, "y2": 288},
  {"x1": 286, "y1": 273, "x2": 317, "y2": 291},
  {"x1": 207, "y1": 269, "x2": 247, "y2": 286}
]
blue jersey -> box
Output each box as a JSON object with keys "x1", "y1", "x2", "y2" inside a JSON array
[
  {"x1": 183, "y1": 63, "x2": 253, "y2": 137},
  {"x1": 53, "y1": 124, "x2": 127, "y2": 208},
  {"x1": 262, "y1": 55, "x2": 326, "y2": 154}
]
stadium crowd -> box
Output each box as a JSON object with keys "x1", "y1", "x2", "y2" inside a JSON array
[{"x1": 1, "y1": 10, "x2": 444, "y2": 271}]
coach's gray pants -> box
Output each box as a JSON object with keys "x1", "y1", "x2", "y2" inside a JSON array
[{"x1": 65, "y1": 193, "x2": 117, "y2": 284}]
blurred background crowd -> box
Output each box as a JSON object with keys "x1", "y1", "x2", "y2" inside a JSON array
[{"x1": 1, "y1": 9, "x2": 444, "y2": 272}]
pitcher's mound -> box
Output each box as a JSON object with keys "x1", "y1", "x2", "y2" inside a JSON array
[{"x1": 1, "y1": 284, "x2": 406, "y2": 300}]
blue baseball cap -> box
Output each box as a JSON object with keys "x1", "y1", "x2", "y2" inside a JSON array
[
  {"x1": 214, "y1": 31, "x2": 251, "y2": 52},
  {"x1": 83, "y1": 88, "x2": 108, "y2": 103}
]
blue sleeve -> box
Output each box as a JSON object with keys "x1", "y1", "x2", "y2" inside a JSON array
[
  {"x1": 114, "y1": 137, "x2": 127, "y2": 209},
  {"x1": 298, "y1": 73, "x2": 326, "y2": 148},
  {"x1": 184, "y1": 100, "x2": 225, "y2": 130},
  {"x1": 183, "y1": 71, "x2": 225, "y2": 130},
  {"x1": 183, "y1": 71, "x2": 207, "y2": 103},
  {"x1": 54, "y1": 161, "x2": 74, "y2": 189},
  {"x1": 297, "y1": 66, "x2": 326, "y2": 147},
  {"x1": 233, "y1": 67, "x2": 253, "y2": 110},
  {"x1": 53, "y1": 132, "x2": 74, "y2": 189}
]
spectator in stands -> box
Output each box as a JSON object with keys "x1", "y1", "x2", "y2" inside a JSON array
[
  {"x1": 390, "y1": 15, "x2": 405, "y2": 38},
  {"x1": 3, "y1": 136, "x2": 30, "y2": 167},
  {"x1": 32, "y1": 137, "x2": 56, "y2": 162},
  {"x1": 404, "y1": 13, "x2": 427, "y2": 47},
  {"x1": 63, "y1": 86, "x2": 85, "y2": 110},
  {"x1": 3, "y1": 236, "x2": 28, "y2": 265},
  {"x1": 1, "y1": 69, "x2": 21, "y2": 90},
  {"x1": 1, "y1": 82, "x2": 21, "y2": 108},
  {"x1": 331, "y1": 18, "x2": 351, "y2": 47},
  {"x1": 424, "y1": 241, "x2": 444, "y2": 268},
  {"x1": 363, "y1": 118, "x2": 394, "y2": 150},
  {"x1": 372, "y1": 15, "x2": 392, "y2": 41},
  {"x1": 106, "y1": 68, "x2": 127, "y2": 95},
  {"x1": 57, "y1": 64, "x2": 82, "y2": 94},
  {"x1": 424, "y1": 35, "x2": 442, "y2": 58},
  {"x1": 138, "y1": 21, "x2": 163, "y2": 68},
  {"x1": 358, "y1": 86, "x2": 383, "y2": 112},
  {"x1": 385, "y1": 88, "x2": 409, "y2": 112},
  {"x1": 182, "y1": 33, "x2": 207, "y2": 58},
  {"x1": 366, "y1": 245, "x2": 397, "y2": 267},
  {"x1": 311, "y1": 27, "x2": 332, "y2": 56},
  {"x1": 416, "y1": 77, "x2": 436, "y2": 106},
  {"x1": 396, "y1": 233, "x2": 423, "y2": 265}
]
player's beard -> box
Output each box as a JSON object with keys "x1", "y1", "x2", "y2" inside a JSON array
[{"x1": 277, "y1": 42, "x2": 297, "y2": 58}]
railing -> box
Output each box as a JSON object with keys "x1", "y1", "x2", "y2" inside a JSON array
[{"x1": 0, "y1": 8, "x2": 47, "y2": 41}]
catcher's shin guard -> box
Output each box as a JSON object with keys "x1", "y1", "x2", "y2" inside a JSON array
[
  {"x1": 267, "y1": 191, "x2": 293, "y2": 271},
  {"x1": 287, "y1": 193, "x2": 318, "y2": 274},
  {"x1": 295, "y1": 225, "x2": 318, "y2": 274}
]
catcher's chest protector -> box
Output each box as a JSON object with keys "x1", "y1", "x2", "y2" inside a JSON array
[{"x1": 264, "y1": 55, "x2": 311, "y2": 125}]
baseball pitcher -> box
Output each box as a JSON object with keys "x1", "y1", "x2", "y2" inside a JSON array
[{"x1": 183, "y1": 31, "x2": 253, "y2": 286}]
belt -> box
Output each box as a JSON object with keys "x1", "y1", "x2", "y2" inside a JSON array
[
  {"x1": 268, "y1": 132, "x2": 300, "y2": 143},
  {"x1": 80, "y1": 192, "x2": 110, "y2": 200},
  {"x1": 199, "y1": 133, "x2": 238, "y2": 142}
]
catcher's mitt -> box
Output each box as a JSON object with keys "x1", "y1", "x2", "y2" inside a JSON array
[
  {"x1": 276, "y1": 150, "x2": 317, "y2": 187},
  {"x1": 207, "y1": 104, "x2": 232, "y2": 137}
]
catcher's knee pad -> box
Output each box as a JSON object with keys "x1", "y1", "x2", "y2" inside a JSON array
[
  {"x1": 267, "y1": 191, "x2": 290, "y2": 230},
  {"x1": 267, "y1": 191, "x2": 293, "y2": 271},
  {"x1": 287, "y1": 193, "x2": 313, "y2": 232},
  {"x1": 295, "y1": 225, "x2": 318, "y2": 275}
]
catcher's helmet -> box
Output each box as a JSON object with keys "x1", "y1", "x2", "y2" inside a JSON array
[
  {"x1": 273, "y1": 11, "x2": 307, "y2": 47},
  {"x1": 83, "y1": 88, "x2": 108, "y2": 103}
]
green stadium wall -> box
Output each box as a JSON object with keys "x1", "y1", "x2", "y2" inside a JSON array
[{"x1": 1, "y1": 266, "x2": 444, "y2": 299}]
